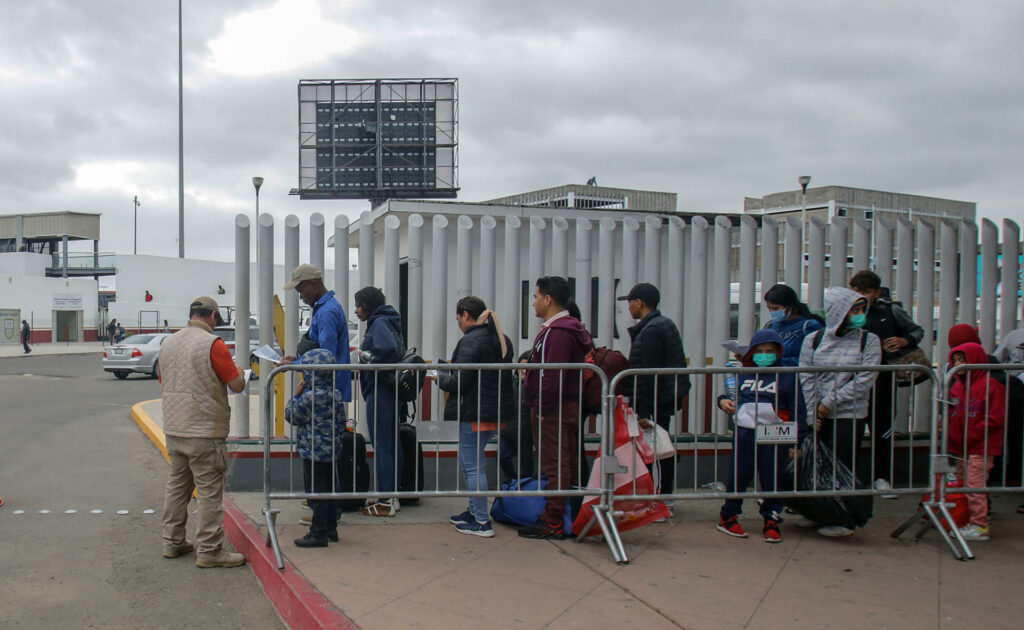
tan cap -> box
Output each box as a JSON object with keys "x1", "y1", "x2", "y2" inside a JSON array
[
  {"x1": 283, "y1": 263, "x2": 323, "y2": 290},
  {"x1": 189, "y1": 296, "x2": 225, "y2": 326}
]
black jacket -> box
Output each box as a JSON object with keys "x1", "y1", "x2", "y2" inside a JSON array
[
  {"x1": 625, "y1": 310, "x2": 690, "y2": 418},
  {"x1": 864, "y1": 294, "x2": 924, "y2": 364},
  {"x1": 438, "y1": 323, "x2": 516, "y2": 423}
]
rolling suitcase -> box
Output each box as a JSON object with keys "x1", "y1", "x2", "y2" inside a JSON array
[{"x1": 398, "y1": 420, "x2": 425, "y2": 504}]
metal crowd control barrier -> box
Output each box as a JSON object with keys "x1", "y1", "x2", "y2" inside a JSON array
[
  {"x1": 892, "y1": 363, "x2": 1024, "y2": 560},
  {"x1": 260, "y1": 361, "x2": 629, "y2": 569},
  {"x1": 608, "y1": 364, "x2": 939, "y2": 560}
]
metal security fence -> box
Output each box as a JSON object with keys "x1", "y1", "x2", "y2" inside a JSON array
[
  {"x1": 258, "y1": 360, "x2": 1022, "y2": 566},
  {"x1": 260, "y1": 362, "x2": 630, "y2": 567},
  {"x1": 893, "y1": 363, "x2": 1024, "y2": 560}
]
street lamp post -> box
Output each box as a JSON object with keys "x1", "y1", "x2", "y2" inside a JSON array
[
  {"x1": 798, "y1": 175, "x2": 811, "y2": 284},
  {"x1": 133, "y1": 195, "x2": 141, "y2": 255}
]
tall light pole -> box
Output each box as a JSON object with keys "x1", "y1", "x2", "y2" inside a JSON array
[
  {"x1": 798, "y1": 175, "x2": 811, "y2": 284},
  {"x1": 133, "y1": 196, "x2": 141, "y2": 255},
  {"x1": 177, "y1": 0, "x2": 184, "y2": 258}
]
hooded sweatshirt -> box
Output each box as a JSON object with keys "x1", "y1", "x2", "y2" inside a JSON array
[
  {"x1": 719, "y1": 329, "x2": 806, "y2": 433},
  {"x1": 285, "y1": 348, "x2": 348, "y2": 462},
  {"x1": 947, "y1": 342, "x2": 1005, "y2": 457},
  {"x1": 799, "y1": 287, "x2": 882, "y2": 420},
  {"x1": 993, "y1": 329, "x2": 1024, "y2": 381},
  {"x1": 359, "y1": 305, "x2": 404, "y2": 400},
  {"x1": 767, "y1": 315, "x2": 824, "y2": 366},
  {"x1": 523, "y1": 312, "x2": 593, "y2": 414}
]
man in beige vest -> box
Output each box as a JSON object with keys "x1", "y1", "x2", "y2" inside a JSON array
[{"x1": 160, "y1": 296, "x2": 246, "y2": 568}]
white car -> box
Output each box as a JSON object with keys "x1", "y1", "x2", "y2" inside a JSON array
[{"x1": 102, "y1": 333, "x2": 171, "y2": 379}]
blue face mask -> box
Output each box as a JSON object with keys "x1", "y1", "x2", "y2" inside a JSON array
[
  {"x1": 768, "y1": 309, "x2": 787, "y2": 323},
  {"x1": 752, "y1": 352, "x2": 777, "y2": 367},
  {"x1": 848, "y1": 313, "x2": 867, "y2": 329}
]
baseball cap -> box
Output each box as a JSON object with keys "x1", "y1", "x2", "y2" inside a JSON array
[
  {"x1": 616, "y1": 282, "x2": 660, "y2": 306},
  {"x1": 283, "y1": 263, "x2": 323, "y2": 290},
  {"x1": 189, "y1": 296, "x2": 225, "y2": 326}
]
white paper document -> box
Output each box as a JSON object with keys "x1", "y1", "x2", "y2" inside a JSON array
[
  {"x1": 720, "y1": 340, "x2": 748, "y2": 357},
  {"x1": 253, "y1": 344, "x2": 282, "y2": 364}
]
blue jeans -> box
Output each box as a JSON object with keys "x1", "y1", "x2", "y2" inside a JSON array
[
  {"x1": 458, "y1": 421, "x2": 496, "y2": 523},
  {"x1": 721, "y1": 427, "x2": 785, "y2": 521},
  {"x1": 365, "y1": 394, "x2": 402, "y2": 494}
]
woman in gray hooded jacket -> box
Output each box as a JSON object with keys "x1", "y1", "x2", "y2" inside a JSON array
[{"x1": 799, "y1": 287, "x2": 882, "y2": 536}]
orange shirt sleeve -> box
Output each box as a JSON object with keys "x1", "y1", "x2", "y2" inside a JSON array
[{"x1": 209, "y1": 338, "x2": 240, "y2": 383}]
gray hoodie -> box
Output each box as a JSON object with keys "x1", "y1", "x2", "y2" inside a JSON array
[
  {"x1": 993, "y1": 328, "x2": 1024, "y2": 381},
  {"x1": 799, "y1": 287, "x2": 882, "y2": 419}
]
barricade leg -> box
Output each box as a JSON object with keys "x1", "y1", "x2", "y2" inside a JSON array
[{"x1": 264, "y1": 507, "x2": 284, "y2": 569}]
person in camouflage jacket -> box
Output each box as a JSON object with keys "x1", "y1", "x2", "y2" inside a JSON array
[{"x1": 285, "y1": 348, "x2": 347, "y2": 547}]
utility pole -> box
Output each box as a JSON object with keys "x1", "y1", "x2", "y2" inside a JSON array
[{"x1": 133, "y1": 196, "x2": 141, "y2": 255}]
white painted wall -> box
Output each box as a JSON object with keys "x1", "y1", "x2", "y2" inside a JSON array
[{"x1": 0, "y1": 270, "x2": 98, "y2": 341}]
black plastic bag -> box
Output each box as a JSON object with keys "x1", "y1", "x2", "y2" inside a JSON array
[{"x1": 785, "y1": 434, "x2": 873, "y2": 528}]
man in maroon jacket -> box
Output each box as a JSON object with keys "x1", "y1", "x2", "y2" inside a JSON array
[{"x1": 520, "y1": 276, "x2": 593, "y2": 538}]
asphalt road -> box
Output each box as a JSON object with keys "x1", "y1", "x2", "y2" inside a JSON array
[{"x1": 0, "y1": 353, "x2": 284, "y2": 629}]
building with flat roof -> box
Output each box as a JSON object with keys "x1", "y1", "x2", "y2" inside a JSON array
[
  {"x1": 485, "y1": 182, "x2": 677, "y2": 212},
  {"x1": 744, "y1": 185, "x2": 976, "y2": 224}
]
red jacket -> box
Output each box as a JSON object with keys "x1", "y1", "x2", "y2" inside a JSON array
[
  {"x1": 523, "y1": 313, "x2": 593, "y2": 414},
  {"x1": 947, "y1": 342, "x2": 1005, "y2": 457}
]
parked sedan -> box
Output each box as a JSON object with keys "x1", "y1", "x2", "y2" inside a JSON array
[{"x1": 102, "y1": 333, "x2": 171, "y2": 379}]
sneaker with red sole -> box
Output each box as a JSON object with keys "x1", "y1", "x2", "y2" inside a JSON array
[
  {"x1": 518, "y1": 518, "x2": 565, "y2": 539},
  {"x1": 717, "y1": 515, "x2": 748, "y2": 538},
  {"x1": 763, "y1": 519, "x2": 782, "y2": 543}
]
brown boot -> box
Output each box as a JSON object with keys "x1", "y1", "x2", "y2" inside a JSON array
[
  {"x1": 196, "y1": 550, "x2": 245, "y2": 568},
  {"x1": 163, "y1": 540, "x2": 195, "y2": 558}
]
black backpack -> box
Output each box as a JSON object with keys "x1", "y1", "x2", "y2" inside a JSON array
[{"x1": 395, "y1": 347, "x2": 426, "y2": 404}]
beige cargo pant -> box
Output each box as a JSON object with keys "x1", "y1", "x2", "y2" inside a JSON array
[{"x1": 163, "y1": 436, "x2": 228, "y2": 556}]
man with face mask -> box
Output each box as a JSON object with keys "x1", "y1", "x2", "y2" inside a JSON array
[{"x1": 798, "y1": 287, "x2": 882, "y2": 537}]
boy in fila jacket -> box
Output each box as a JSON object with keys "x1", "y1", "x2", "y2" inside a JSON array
[{"x1": 716, "y1": 329, "x2": 806, "y2": 543}]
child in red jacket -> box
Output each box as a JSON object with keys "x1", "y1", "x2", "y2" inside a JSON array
[{"x1": 948, "y1": 342, "x2": 1006, "y2": 541}]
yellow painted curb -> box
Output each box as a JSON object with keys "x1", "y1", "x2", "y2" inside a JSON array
[{"x1": 131, "y1": 399, "x2": 169, "y2": 463}]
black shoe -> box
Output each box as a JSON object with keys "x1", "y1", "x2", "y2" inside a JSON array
[
  {"x1": 327, "y1": 529, "x2": 339, "y2": 543},
  {"x1": 293, "y1": 532, "x2": 328, "y2": 548},
  {"x1": 518, "y1": 518, "x2": 565, "y2": 539}
]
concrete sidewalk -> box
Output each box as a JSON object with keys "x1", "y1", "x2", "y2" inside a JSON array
[
  {"x1": 131, "y1": 399, "x2": 1024, "y2": 629},
  {"x1": 0, "y1": 341, "x2": 105, "y2": 358}
]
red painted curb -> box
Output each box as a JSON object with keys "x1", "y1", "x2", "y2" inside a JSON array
[{"x1": 222, "y1": 494, "x2": 360, "y2": 630}]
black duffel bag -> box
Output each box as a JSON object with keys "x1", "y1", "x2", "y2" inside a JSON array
[{"x1": 785, "y1": 434, "x2": 873, "y2": 529}]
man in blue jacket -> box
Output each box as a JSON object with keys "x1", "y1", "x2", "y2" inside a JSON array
[
  {"x1": 281, "y1": 264, "x2": 351, "y2": 402},
  {"x1": 353, "y1": 286, "x2": 405, "y2": 517}
]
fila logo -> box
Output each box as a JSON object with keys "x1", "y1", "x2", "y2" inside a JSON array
[{"x1": 739, "y1": 379, "x2": 777, "y2": 394}]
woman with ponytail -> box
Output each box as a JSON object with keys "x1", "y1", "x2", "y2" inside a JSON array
[{"x1": 763, "y1": 284, "x2": 824, "y2": 366}]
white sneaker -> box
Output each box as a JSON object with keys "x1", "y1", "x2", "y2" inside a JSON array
[
  {"x1": 794, "y1": 515, "x2": 818, "y2": 528},
  {"x1": 817, "y1": 525, "x2": 855, "y2": 537},
  {"x1": 959, "y1": 524, "x2": 990, "y2": 541},
  {"x1": 874, "y1": 478, "x2": 898, "y2": 500}
]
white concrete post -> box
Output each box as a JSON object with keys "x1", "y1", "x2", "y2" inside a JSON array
[
  {"x1": 938, "y1": 219, "x2": 959, "y2": 362},
  {"x1": 687, "y1": 216, "x2": 709, "y2": 434},
  {"x1": 667, "y1": 216, "x2": 686, "y2": 330},
  {"x1": 852, "y1": 217, "x2": 871, "y2": 273},
  {"x1": 619, "y1": 217, "x2": 640, "y2": 348},
  {"x1": 431, "y1": 215, "x2": 449, "y2": 361},
  {"x1": 358, "y1": 211, "x2": 374, "y2": 289},
  {"x1": 829, "y1": 216, "x2": 848, "y2": 289},
  {"x1": 644, "y1": 215, "x2": 662, "y2": 288},
  {"x1": 310, "y1": 212, "x2": 325, "y2": 272},
  {"x1": 958, "y1": 220, "x2": 978, "y2": 327},
  {"x1": 738, "y1": 215, "x2": 757, "y2": 341},
  {"x1": 233, "y1": 214, "x2": 250, "y2": 438},
  {"x1": 712, "y1": 216, "x2": 732, "y2": 371},
  {"x1": 759, "y1": 216, "x2": 779, "y2": 325},
  {"x1": 407, "y1": 214, "x2": 425, "y2": 354},
  {"x1": 504, "y1": 216, "x2": 522, "y2": 351},
  {"x1": 598, "y1": 218, "x2": 617, "y2": 347},
  {"x1": 807, "y1": 217, "x2": 826, "y2": 311},
  {"x1": 875, "y1": 217, "x2": 895, "y2": 289},
  {"x1": 1000, "y1": 219, "x2": 1021, "y2": 339},
  {"x1": 784, "y1": 217, "x2": 802, "y2": 293},
  {"x1": 456, "y1": 215, "x2": 473, "y2": 299},
  {"x1": 528, "y1": 216, "x2": 547, "y2": 341},
  {"x1": 979, "y1": 219, "x2": 999, "y2": 349},
  {"x1": 383, "y1": 215, "x2": 401, "y2": 309},
  {"x1": 479, "y1": 215, "x2": 497, "y2": 309},
  {"x1": 551, "y1": 216, "x2": 569, "y2": 278},
  {"x1": 915, "y1": 220, "x2": 935, "y2": 360},
  {"x1": 575, "y1": 218, "x2": 593, "y2": 328},
  {"x1": 334, "y1": 215, "x2": 350, "y2": 320},
  {"x1": 258, "y1": 213, "x2": 274, "y2": 438},
  {"x1": 896, "y1": 218, "x2": 915, "y2": 307},
  {"x1": 284, "y1": 215, "x2": 300, "y2": 400}
]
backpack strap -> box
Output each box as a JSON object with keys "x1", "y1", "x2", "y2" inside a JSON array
[
  {"x1": 860, "y1": 329, "x2": 868, "y2": 353},
  {"x1": 811, "y1": 329, "x2": 824, "y2": 350}
]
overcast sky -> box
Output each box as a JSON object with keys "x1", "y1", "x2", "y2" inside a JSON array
[{"x1": 2, "y1": 0, "x2": 1021, "y2": 268}]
